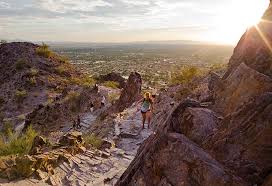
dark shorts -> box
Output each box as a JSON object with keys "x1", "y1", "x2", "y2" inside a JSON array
[{"x1": 141, "y1": 109, "x2": 151, "y2": 114}]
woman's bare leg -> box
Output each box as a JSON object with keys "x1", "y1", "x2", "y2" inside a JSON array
[
  {"x1": 147, "y1": 111, "x2": 151, "y2": 129},
  {"x1": 142, "y1": 113, "x2": 146, "y2": 129}
]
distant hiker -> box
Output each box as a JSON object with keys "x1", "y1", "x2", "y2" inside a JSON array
[
  {"x1": 77, "y1": 115, "x2": 82, "y2": 129},
  {"x1": 101, "y1": 96, "x2": 106, "y2": 107},
  {"x1": 72, "y1": 119, "x2": 77, "y2": 129},
  {"x1": 138, "y1": 92, "x2": 153, "y2": 129},
  {"x1": 90, "y1": 102, "x2": 94, "y2": 112}
]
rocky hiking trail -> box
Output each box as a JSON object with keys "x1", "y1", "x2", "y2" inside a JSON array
[{"x1": 1, "y1": 103, "x2": 153, "y2": 186}]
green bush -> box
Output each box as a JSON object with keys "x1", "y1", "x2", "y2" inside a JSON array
[
  {"x1": 171, "y1": 66, "x2": 201, "y2": 85},
  {"x1": 0, "y1": 97, "x2": 5, "y2": 106},
  {"x1": 17, "y1": 114, "x2": 26, "y2": 121},
  {"x1": 29, "y1": 68, "x2": 39, "y2": 76},
  {"x1": 83, "y1": 134, "x2": 103, "y2": 149},
  {"x1": 0, "y1": 126, "x2": 37, "y2": 156},
  {"x1": 28, "y1": 77, "x2": 37, "y2": 86},
  {"x1": 36, "y1": 43, "x2": 52, "y2": 58},
  {"x1": 65, "y1": 91, "x2": 81, "y2": 112},
  {"x1": 1, "y1": 120, "x2": 13, "y2": 138},
  {"x1": 15, "y1": 89, "x2": 27, "y2": 103},
  {"x1": 108, "y1": 92, "x2": 120, "y2": 103},
  {"x1": 102, "y1": 81, "x2": 120, "y2": 89},
  {"x1": 70, "y1": 76, "x2": 95, "y2": 88},
  {"x1": 15, "y1": 59, "x2": 29, "y2": 70}
]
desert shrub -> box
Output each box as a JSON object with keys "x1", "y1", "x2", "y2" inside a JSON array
[
  {"x1": 0, "y1": 126, "x2": 37, "y2": 156},
  {"x1": 44, "y1": 98, "x2": 54, "y2": 106},
  {"x1": 0, "y1": 113, "x2": 4, "y2": 122},
  {"x1": 70, "y1": 76, "x2": 95, "y2": 88},
  {"x1": 36, "y1": 43, "x2": 52, "y2": 58},
  {"x1": 108, "y1": 93, "x2": 120, "y2": 104},
  {"x1": 15, "y1": 89, "x2": 27, "y2": 103},
  {"x1": 28, "y1": 77, "x2": 37, "y2": 86},
  {"x1": 102, "y1": 81, "x2": 119, "y2": 89},
  {"x1": 1, "y1": 120, "x2": 13, "y2": 138},
  {"x1": 17, "y1": 114, "x2": 26, "y2": 121},
  {"x1": 0, "y1": 97, "x2": 5, "y2": 106},
  {"x1": 83, "y1": 134, "x2": 103, "y2": 149},
  {"x1": 30, "y1": 68, "x2": 39, "y2": 76},
  {"x1": 52, "y1": 54, "x2": 69, "y2": 64},
  {"x1": 0, "y1": 40, "x2": 7, "y2": 44},
  {"x1": 15, "y1": 59, "x2": 29, "y2": 70},
  {"x1": 209, "y1": 63, "x2": 227, "y2": 71},
  {"x1": 171, "y1": 66, "x2": 201, "y2": 85},
  {"x1": 65, "y1": 91, "x2": 81, "y2": 112},
  {"x1": 55, "y1": 66, "x2": 66, "y2": 75}
]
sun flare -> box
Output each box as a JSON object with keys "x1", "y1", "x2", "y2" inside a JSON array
[{"x1": 209, "y1": 0, "x2": 269, "y2": 44}]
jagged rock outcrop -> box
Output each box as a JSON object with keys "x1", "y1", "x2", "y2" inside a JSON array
[
  {"x1": 98, "y1": 72, "x2": 126, "y2": 88},
  {"x1": 204, "y1": 92, "x2": 272, "y2": 184},
  {"x1": 214, "y1": 63, "x2": 272, "y2": 115},
  {"x1": 224, "y1": 2, "x2": 272, "y2": 79},
  {"x1": 179, "y1": 107, "x2": 220, "y2": 144},
  {"x1": 115, "y1": 72, "x2": 142, "y2": 112},
  {"x1": 102, "y1": 72, "x2": 142, "y2": 117}
]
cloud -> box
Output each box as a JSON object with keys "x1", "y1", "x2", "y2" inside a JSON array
[
  {"x1": 1, "y1": 0, "x2": 268, "y2": 42},
  {"x1": 0, "y1": 1, "x2": 10, "y2": 8}
]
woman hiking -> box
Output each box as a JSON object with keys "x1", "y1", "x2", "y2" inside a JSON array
[{"x1": 139, "y1": 92, "x2": 153, "y2": 129}]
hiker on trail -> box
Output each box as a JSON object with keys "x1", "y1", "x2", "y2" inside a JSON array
[
  {"x1": 138, "y1": 92, "x2": 154, "y2": 129},
  {"x1": 101, "y1": 96, "x2": 106, "y2": 107},
  {"x1": 77, "y1": 115, "x2": 81, "y2": 129},
  {"x1": 90, "y1": 102, "x2": 94, "y2": 112}
]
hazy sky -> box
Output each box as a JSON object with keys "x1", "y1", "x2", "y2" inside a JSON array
[{"x1": 0, "y1": 0, "x2": 269, "y2": 44}]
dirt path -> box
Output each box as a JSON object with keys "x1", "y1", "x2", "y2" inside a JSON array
[{"x1": 52, "y1": 104, "x2": 153, "y2": 185}]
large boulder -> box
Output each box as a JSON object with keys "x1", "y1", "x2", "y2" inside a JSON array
[
  {"x1": 214, "y1": 63, "x2": 272, "y2": 115},
  {"x1": 180, "y1": 107, "x2": 220, "y2": 144},
  {"x1": 117, "y1": 133, "x2": 245, "y2": 186},
  {"x1": 204, "y1": 92, "x2": 272, "y2": 185},
  {"x1": 223, "y1": 2, "x2": 272, "y2": 79}
]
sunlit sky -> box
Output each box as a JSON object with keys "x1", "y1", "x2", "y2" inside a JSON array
[{"x1": 0, "y1": 0, "x2": 269, "y2": 45}]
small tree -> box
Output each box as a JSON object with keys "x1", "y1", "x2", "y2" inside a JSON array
[{"x1": 0, "y1": 40, "x2": 7, "y2": 45}]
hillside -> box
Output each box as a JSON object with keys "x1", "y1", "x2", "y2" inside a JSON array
[{"x1": 0, "y1": 42, "x2": 99, "y2": 132}]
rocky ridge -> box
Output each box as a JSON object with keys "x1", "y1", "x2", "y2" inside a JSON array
[{"x1": 117, "y1": 2, "x2": 272, "y2": 186}]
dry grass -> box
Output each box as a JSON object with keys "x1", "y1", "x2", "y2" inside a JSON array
[
  {"x1": 83, "y1": 134, "x2": 103, "y2": 149},
  {"x1": 102, "y1": 81, "x2": 120, "y2": 89},
  {"x1": 0, "y1": 126, "x2": 37, "y2": 156}
]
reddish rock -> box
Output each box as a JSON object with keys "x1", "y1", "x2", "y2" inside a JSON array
[
  {"x1": 117, "y1": 133, "x2": 246, "y2": 186},
  {"x1": 204, "y1": 92, "x2": 272, "y2": 185},
  {"x1": 180, "y1": 107, "x2": 220, "y2": 144},
  {"x1": 214, "y1": 63, "x2": 272, "y2": 115}
]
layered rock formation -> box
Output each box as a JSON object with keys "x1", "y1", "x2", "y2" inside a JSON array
[
  {"x1": 101, "y1": 72, "x2": 142, "y2": 117},
  {"x1": 115, "y1": 72, "x2": 142, "y2": 112},
  {"x1": 117, "y1": 2, "x2": 272, "y2": 186}
]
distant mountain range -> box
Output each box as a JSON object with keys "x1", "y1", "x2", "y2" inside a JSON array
[{"x1": 1, "y1": 39, "x2": 232, "y2": 49}]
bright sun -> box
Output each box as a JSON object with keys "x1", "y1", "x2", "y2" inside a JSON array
[{"x1": 209, "y1": 0, "x2": 269, "y2": 44}]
